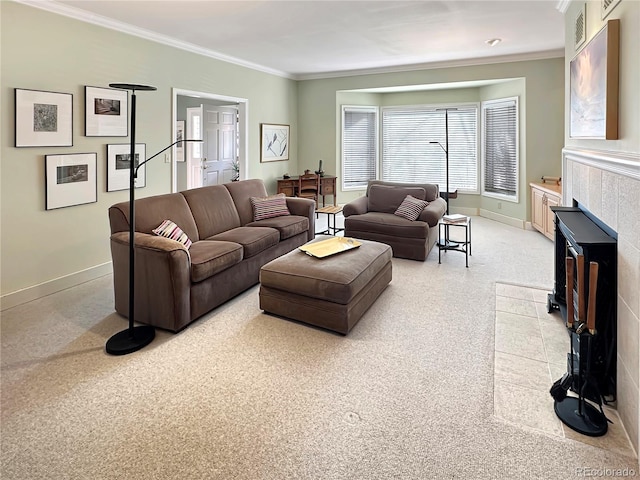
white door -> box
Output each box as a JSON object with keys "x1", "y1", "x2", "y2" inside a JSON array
[
  {"x1": 186, "y1": 106, "x2": 203, "y2": 189},
  {"x1": 203, "y1": 106, "x2": 238, "y2": 186}
]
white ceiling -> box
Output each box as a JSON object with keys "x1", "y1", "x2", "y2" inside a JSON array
[{"x1": 33, "y1": 0, "x2": 566, "y2": 79}]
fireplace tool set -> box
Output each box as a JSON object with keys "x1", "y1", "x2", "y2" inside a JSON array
[{"x1": 550, "y1": 254, "x2": 609, "y2": 436}]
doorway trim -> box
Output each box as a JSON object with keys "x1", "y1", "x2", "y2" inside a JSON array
[{"x1": 171, "y1": 88, "x2": 248, "y2": 192}]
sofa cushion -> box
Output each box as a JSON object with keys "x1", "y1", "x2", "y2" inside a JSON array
[
  {"x1": 366, "y1": 181, "x2": 439, "y2": 202},
  {"x1": 368, "y1": 184, "x2": 426, "y2": 214},
  {"x1": 152, "y1": 219, "x2": 193, "y2": 248},
  {"x1": 344, "y1": 212, "x2": 429, "y2": 239},
  {"x1": 110, "y1": 192, "x2": 199, "y2": 241},
  {"x1": 394, "y1": 195, "x2": 430, "y2": 221},
  {"x1": 208, "y1": 226, "x2": 280, "y2": 258},
  {"x1": 181, "y1": 185, "x2": 242, "y2": 239},
  {"x1": 250, "y1": 193, "x2": 290, "y2": 221},
  {"x1": 189, "y1": 240, "x2": 243, "y2": 283},
  {"x1": 224, "y1": 179, "x2": 269, "y2": 225},
  {"x1": 247, "y1": 215, "x2": 309, "y2": 240}
]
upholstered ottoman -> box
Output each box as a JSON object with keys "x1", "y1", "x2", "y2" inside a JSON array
[{"x1": 259, "y1": 236, "x2": 392, "y2": 334}]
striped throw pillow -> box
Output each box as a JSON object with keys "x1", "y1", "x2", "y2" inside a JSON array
[
  {"x1": 250, "y1": 193, "x2": 290, "y2": 221},
  {"x1": 394, "y1": 195, "x2": 430, "y2": 221},
  {"x1": 152, "y1": 220, "x2": 193, "y2": 248}
]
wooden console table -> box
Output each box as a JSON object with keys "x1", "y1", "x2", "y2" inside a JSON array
[
  {"x1": 277, "y1": 175, "x2": 337, "y2": 206},
  {"x1": 530, "y1": 182, "x2": 562, "y2": 241}
]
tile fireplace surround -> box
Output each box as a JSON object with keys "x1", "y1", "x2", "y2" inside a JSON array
[{"x1": 562, "y1": 147, "x2": 640, "y2": 454}]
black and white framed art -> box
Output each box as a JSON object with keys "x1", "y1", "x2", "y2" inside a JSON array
[
  {"x1": 85, "y1": 86, "x2": 128, "y2": 137},
  {"x1": 15, "y1": 88, "x2": 73, "y2": 147},
  {"x1": 45, "y1": 153, "x2": 97, "y2": 210},
  {"x1": 106, "y1": 143, "x2": 146, "y2": 192}
]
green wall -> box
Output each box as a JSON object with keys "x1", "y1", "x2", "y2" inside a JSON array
[
  {"x1": 564, "y1": 1, "x2": 639, "y2": 154},
  {"x1": 0, "y1": 2, "x2": 298, "y2": 297},
  {"x1": 0, "y1": 1, "x2": 565, "y2": 301},
  {"x1": 297, "y1": 58, "x2": 565, "y2": 221}
]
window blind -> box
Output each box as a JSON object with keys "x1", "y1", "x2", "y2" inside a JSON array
[
  {"x1": 381, "y1": 106, "x2": 478, "y2": 192},
  {"x1": 342, "y1": 106, "x2": 378, "y2": 189},
  {"x1": 482, "y1": 98, "x2": 518, "y2": 198}
]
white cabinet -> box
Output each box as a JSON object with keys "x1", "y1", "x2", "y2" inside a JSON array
[{"x1": 530, "y1": 182, "x2": 562, "y2": 241}]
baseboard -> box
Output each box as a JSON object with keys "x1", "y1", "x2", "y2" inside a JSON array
[
  {"x1": 450, "y1": 206, "x2": 478, "y2": 217},
  {"x1": 479, "y1": 208, "x2": 526, "y2": 229},
  {"x1": 0, "y1": 262, "x2": 113, "y2": 311}
]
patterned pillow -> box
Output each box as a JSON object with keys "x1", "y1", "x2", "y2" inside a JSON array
[
  {"x1": 152, "y1": 220, "x2": 193, "y2": 248},
  {"x1": 250, "y1": 193, "x2": 291, "y2": 221},
  {"x1": 394, "y1": 195, "x2": 430, "y2": 221}
]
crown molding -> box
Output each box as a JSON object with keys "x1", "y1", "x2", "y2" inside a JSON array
[
  {"x1": 293, "y1": 49, "x2": 565, "y2": 81},
  {"x1": 14, "y1": 0, "x2": 294, "y2": 79}
]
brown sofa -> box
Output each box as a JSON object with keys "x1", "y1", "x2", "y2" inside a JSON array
[
  {"x1": 108, "y1": 179, "x2": 315, "y2": 332},
  {"x1": 343, "y1": 180, "x2": 447, "y2": 261}
]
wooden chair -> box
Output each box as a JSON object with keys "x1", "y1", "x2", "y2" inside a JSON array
[{"x1": 297, "y1": 172, "x2": 320, "y2": 206}]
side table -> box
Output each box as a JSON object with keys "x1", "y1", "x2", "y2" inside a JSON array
[
  {"x1": 438, "y1": 216, "x2": 471, "y2": 267},
  {"x1": 316, "y1": 205, "x2": 344, "y2": 236}
]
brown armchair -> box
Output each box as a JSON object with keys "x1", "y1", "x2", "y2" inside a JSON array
[
  {"x1": 343, "y1": 180, "x2": 447, "y2": 261},
  {"x1": 297, "y1": 173, "x2": 320, "y2": 205}
]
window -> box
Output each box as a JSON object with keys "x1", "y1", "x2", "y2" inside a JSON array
[
  {"x1": 341, "y1": 106, "x2": 378, "y2": 190},
  {"x1": 482, "y1": 97, "x2": 518, "y2": 200},
  {"x1": 381, "y1": 105, "x2": 478, "y2": 193}
]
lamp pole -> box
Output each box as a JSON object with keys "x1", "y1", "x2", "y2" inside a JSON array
[
  {"x1": 435, "y1": 107, "x2": 457, "y2": 215},
  {"x1": 106, "y1": 83, "x2": 157, "y2": 356}
]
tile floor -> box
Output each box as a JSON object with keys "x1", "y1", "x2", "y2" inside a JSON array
[{"x1": 494, "y1": 282, "x2": 637, "y2": 459}]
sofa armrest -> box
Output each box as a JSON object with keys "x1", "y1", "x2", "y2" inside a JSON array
[
  {"x1": 343, "y1": 196, "x2": 368, "y2": 217},
  {"x1": 111, "y1": 231, "x2": 191, "y2": 254},
  {"x1": 285, "y1": 197, "x2": 316, "y2": 241},
  {"x1": 110, "y1": 231, "x2": 191, "y2": 331},
  {"x1": 285, "y1": 196, "x2": 314, "y2": 217},
  {"x1": 418, "y1": 197, "x2": 447, "y2": 227}
]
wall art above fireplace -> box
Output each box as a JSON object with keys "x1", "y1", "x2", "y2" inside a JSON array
[{"x1": 570, "y1": 19, "x2": 620, "y2": 140}]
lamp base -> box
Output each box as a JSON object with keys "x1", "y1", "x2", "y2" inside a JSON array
[{"x1": 106, "y1": 325, "x2": 155, "y2": 355}]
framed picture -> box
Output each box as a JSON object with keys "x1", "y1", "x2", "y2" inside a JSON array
[
  {"x1": 45, "y1": 153, "x2": 97, "y2": 210},
  {"x1": 260, "y1": 123, "x2": 289, "y2": 162},
  {"x1": 569, "y1": 19, "x2": 620, "y2": 139},
  {"x1": 106, "y1": 143, "x2": 146, "y2": 192},
  {"x1": 175, "y1": 120, "x2": 185, "y2": 162},
  {"x1": 15, "y1": 88, "x2": 73, "y2": 147},
  {"x1": 85, "y1": 86, "x2": 128, "y2": 137}
]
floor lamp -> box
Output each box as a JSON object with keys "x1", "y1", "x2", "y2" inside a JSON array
[
  {"x1": 429, "y1": 107, "x2": 457, "y2": 215},
  {"x1": 430, "y1": 107, "x2": 458, "y2": 249},
  {"x1": 105, "y1": 83, "x2": 157, "y2": 356},
  {"x1": 104, "y1": 84, "x2": 203, "y2": 355}
]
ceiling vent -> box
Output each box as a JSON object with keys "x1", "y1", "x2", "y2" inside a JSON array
[
  {"x1": 602, "y1": 0, "x2": 621, "y2": 19},
  {"x1": 575, "y1": 3, "x2": 586, "y2": 49}
]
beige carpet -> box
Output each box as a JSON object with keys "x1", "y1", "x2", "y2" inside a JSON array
[{"x1": 1, "y1": 217, "x2": 637, "y2": 479}]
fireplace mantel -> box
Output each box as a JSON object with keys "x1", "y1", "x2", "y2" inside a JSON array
[{"x1": 563, "y1": 147, "x2": 640, "y2": 181}]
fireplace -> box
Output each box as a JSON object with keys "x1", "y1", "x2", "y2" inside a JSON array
[
  {"x1": 548, "y1": 205, "x2": 617, "y2": 403},
  {"x1": 561, "y1": 146, "x2": 640, "y2": 450}
]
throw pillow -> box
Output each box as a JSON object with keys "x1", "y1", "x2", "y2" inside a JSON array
[
  {"x1": 394, "y1": 195, "x2": 430, "y2": 221},
  {"x1": 152, "y1": 219, "x2": 193, "y2": 248},
  {"x1": 250, "y1": 193, "x2": 291, "y2": 221}
]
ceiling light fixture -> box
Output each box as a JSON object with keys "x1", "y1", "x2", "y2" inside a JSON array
[{"x1": 486, "y1": 38, "x2": 502, "y2": 47}]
